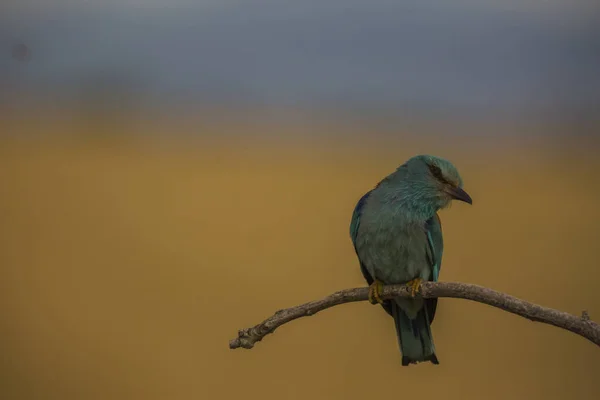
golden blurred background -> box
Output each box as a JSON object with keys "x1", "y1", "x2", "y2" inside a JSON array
[{"x1": 0, "y1": 109, "x2": 598, "y2": 400}]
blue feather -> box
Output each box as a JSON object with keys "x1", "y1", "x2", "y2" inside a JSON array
[
  {"x1": 424, "y1": 213, "x2": 444, "y2": 324},
  {"x1": 350, "y1": 190, "x2": 394, "y2": 316},
  {"x1": 349, "y1": 190, "x2": 371, "y2": 247}
]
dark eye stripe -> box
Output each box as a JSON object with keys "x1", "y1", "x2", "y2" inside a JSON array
[{"x1": 428, "y1": 164, "x2": 450, "y2": 185}]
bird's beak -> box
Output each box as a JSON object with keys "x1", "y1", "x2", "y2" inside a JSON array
[{"x1": 446, "y1": 186, "x2": 473, "y2": 205}]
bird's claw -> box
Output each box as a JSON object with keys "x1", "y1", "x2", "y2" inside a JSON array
[
  {"x1": 406, "y1": 278, "x2": 423, "y2": 298},
  {"x1": 368, "y1": 280, "x2": 385, "y2": 305}
]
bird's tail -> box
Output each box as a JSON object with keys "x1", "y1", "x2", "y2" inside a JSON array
[{"x1": 391, "y1": 301, "x2": 439, "y2": 366}]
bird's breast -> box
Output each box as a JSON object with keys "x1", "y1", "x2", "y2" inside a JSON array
[{"x1": 355, "y1": 216, "x2": 430, "y2": 285}]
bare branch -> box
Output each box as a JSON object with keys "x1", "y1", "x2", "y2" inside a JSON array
[{"x1": 229, "y1": 281, "x2": 600, "y2": 350}]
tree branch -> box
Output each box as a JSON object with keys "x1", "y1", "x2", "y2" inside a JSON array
[{"x1": 229, "y1": 281, "x2": 600, "y2": 350}]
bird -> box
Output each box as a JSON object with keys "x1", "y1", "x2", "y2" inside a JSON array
[{"x1": 349, "y1": 154, "x2": 472, "y2": 366}]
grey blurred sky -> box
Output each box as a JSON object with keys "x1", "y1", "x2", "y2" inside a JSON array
[{"x1": 2, "y1": 0, "x2": 599, "y2": 119}]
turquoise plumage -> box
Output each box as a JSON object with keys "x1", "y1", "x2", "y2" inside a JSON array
[{"x1": 349, "y1": 155, "x2": 472, "y2": 366}]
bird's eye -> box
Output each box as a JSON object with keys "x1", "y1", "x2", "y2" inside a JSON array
[{"x1": 428, "y1": 164, "x2": 448, "y2": 184}]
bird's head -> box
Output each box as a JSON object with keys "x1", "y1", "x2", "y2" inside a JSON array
[{"x1": 398, "y1": 154, "x2": 472, "y2": 210}]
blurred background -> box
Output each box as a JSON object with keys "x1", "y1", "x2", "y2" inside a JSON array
[{"x1": 1, "y1": 1, "x2": 599, "y2": 399}]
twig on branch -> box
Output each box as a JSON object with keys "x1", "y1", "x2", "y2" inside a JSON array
[{"x1": 229, "y1": 281, "x2": 600, "y2": 350}]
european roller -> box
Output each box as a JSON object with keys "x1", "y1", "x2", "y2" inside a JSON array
[{"x1": 349, "y1": 155, "x2": 472, "y2": 365}]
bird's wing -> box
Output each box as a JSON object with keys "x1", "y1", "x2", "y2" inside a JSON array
[
  {"x1": 425, "y1": 212, "x2": 444, "y2": 281},
  {"x1": 350, "y1": 190, "x2": 374, "y2": 286},
  {"x1": 424, "y1": 212, "x2": 444, "y2": 323},
  {"x1": 350, "y1": 190, "x2": 393, "y2": 316}
]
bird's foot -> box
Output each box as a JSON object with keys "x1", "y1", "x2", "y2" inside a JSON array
[
  {"x1": 368, "y1": 280, "x2": 385, "y2": 305},
  {"x1": 406, "y1": 278, "x2": 423, "y2": 298}
]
